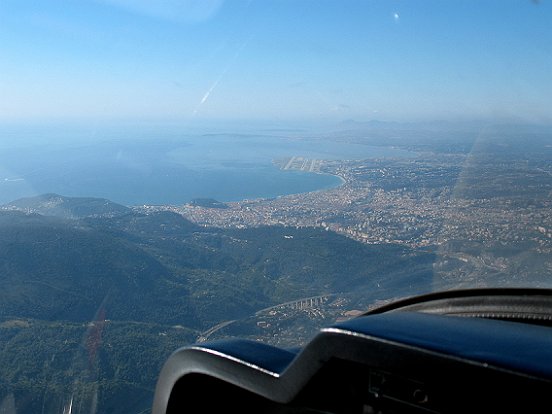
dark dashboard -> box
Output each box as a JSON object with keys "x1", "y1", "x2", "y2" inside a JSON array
[{"x1": 152, "y1": 289, "x2": 552, "y2": 413}]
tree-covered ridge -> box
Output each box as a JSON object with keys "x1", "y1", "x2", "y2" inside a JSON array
[
  {"x1": 3, "y1": 193, "x2": 131, "y2": 219},
  {"x1": 0, "y1": 197, "x2": 435, "y2": 413}
]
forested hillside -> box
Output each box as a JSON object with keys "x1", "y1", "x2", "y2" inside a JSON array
[{"x1": 0, "y1": 195, "x2": 434, "y2": 413}]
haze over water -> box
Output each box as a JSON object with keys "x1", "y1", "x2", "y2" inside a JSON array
[{"x1": 0, "y1": 126, "x2": 414, "y2": 206}]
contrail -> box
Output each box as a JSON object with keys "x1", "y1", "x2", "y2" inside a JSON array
[
  {"x1": 197, "y1": 70, "x2": 226, "y2": 109},
  {"x1": 193, "y1": 38, "x2": 250, "y2": 116}
]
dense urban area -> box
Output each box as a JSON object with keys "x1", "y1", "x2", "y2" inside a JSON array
[
  {"x1": 140, "y1": 134, "x2": 552, "y2": 269},
  {"x1": 136, "y1": 142, "x2": 552, "y2": 252},
  {"x1": 148, "y1": 154, "x2": 551, "y2": 252}
]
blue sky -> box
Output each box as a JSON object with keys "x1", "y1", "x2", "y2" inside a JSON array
[{"x1": 1, "y1": 0, "x2": 551, "y2": 124}]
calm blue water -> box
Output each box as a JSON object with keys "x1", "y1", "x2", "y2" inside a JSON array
[{"x1": 0, "y1": 127, "x2": 415, "y2": 206}]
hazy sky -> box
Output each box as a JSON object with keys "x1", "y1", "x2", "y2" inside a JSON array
[{"x1": 1, "y1": 0, "x2": 551, "y2": 123}]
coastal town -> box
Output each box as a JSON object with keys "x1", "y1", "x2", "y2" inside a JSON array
[{"x1": 136, "y1": 151, "x2": 552, "y2": 253}]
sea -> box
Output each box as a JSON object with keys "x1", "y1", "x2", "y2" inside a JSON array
[{"x1": 0, "y1": 124, "x2": 415, "y2": 206}]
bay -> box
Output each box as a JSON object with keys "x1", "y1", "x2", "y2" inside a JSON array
[{"x1": 0, "y1": 128, "x2": 414, "y2": 206}]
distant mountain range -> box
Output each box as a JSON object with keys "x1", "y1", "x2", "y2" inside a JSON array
[{"x1": 0, "y1": 194, "x2": 434, "y2": 414}]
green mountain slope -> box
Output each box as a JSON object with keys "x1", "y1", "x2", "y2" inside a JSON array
[
  {"x1": 0, "y1": 196, "x2": 435, "y2": 414},
  {"x1": 3, "y1": 193, "x2": 131, "y2": 219}
]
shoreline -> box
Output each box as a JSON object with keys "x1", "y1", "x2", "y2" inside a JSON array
[{"x1": 219, "y1": 166, "x2": 346, "y2": 205}]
